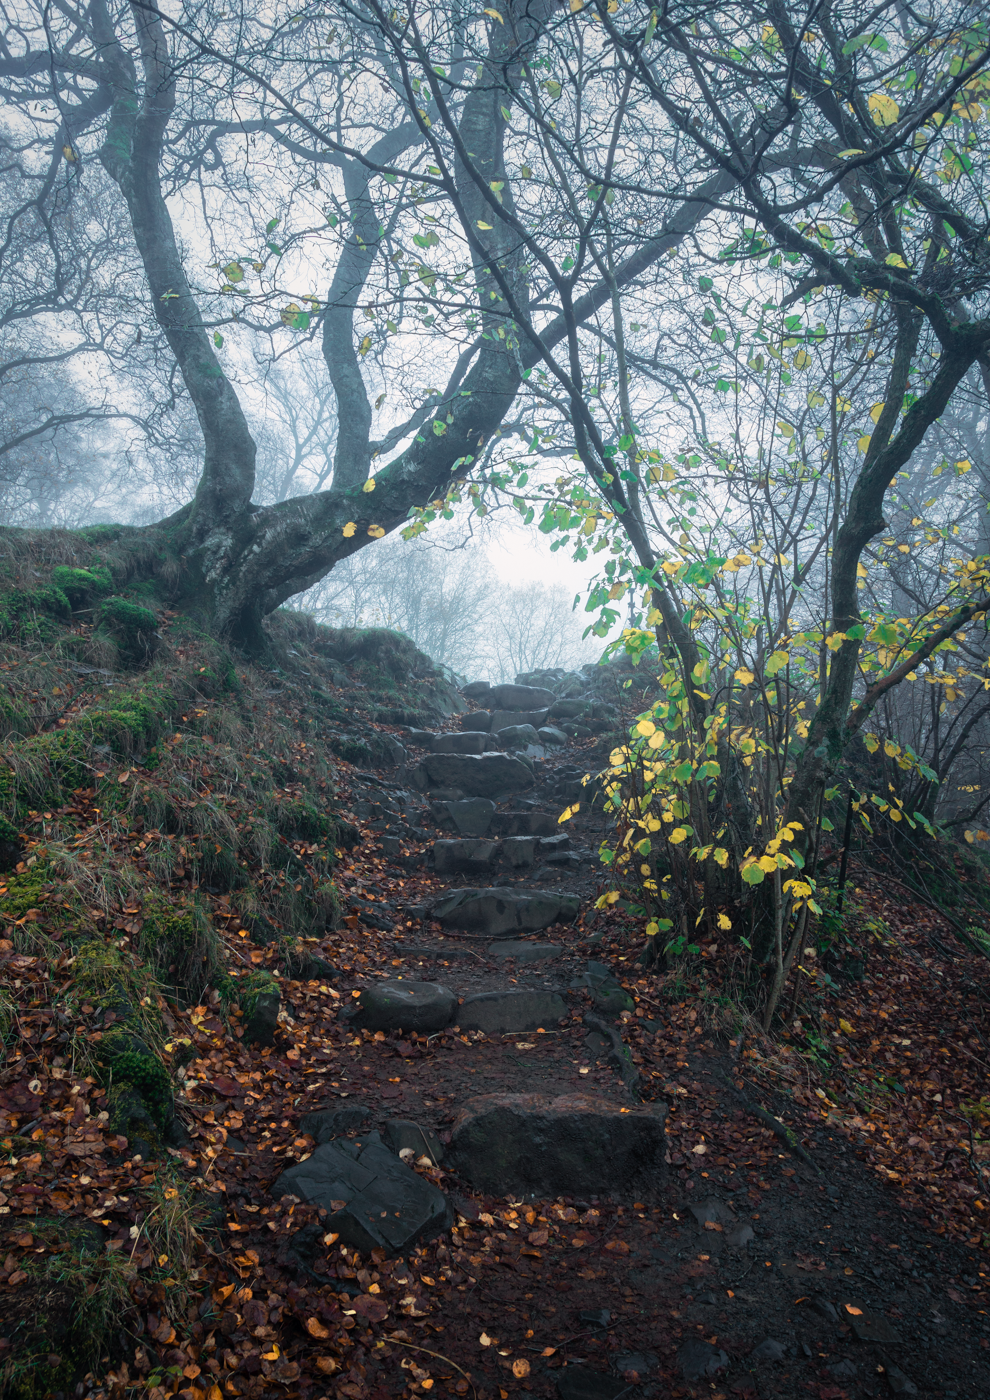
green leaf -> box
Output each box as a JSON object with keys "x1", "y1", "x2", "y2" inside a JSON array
[
  {"x1": 266, "y1": 217, "x2": 280, "y2": 232},
  {"x1": 213, "y1": 331, "x2": 224, "y2": 348},
  {"x1": 742, "y1": 864, "x2": 766, "y2": 885}
]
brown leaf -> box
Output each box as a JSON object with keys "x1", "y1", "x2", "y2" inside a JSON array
[
  {"x1": 604, "y1": 1238, "x2": 630, "y2": 1254},
  {"x1": 212, "y1": 1076, "x2": 243, "y2": 1098},
  {"x1": 8, "y1": 1270, "x2": 28, "y2": 1286},
  {"x1": 527, "y1": 1228, "x2": 548, "y2": 1246},
  {"x1": 305, "y1": 1316, "x2": 330, "y2": 1339},
  {"x1": 511, "y1": 1359, "x2": 530, "y2": 1378},
  {"x1": 352, "y1": 1294, "x2": 389, "y2": 1322}
]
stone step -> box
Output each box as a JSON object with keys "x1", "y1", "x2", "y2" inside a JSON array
[{"x1": 431, "y1": 885, "x2": 581, "y2": 936}]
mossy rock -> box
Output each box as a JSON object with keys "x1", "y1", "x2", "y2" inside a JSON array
[
  {"x1": 136, "y1": 892, "x2": 226, "y2": 1002},
  {"x1": 96, "y1": 597, "x2": 159, "y2": 664},
  {"x1": 50, "y1": 564, "x2": 112, "y2": 608},
  {"x1": 0, "y1": 584, "x2": 70, "y2": 643},
  {"x1": 0, "y1": 812, "x2": 21, "y2": 872},
  {"x1": 275, "y1": 798, "x2": 334, "y2": 843}
]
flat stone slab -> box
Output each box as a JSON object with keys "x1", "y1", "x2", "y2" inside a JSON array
[
  {"x1": 355, "y1": 981, "x2": 456, "y2": 1033},
  {"x1": 490, "y1": 708, "x2": 550, "y2": 733},
  {"x1": 502, "y1": 835, "x2": 537, "y2": 867},
  {"x1": 274, "y1": 1137, "x2": 450, "y2": 1255},
  {"x1": 487, "y1": 683, "x2": 556, "y2": 710},
  {"x1": 432, "y1": 797, "x2": 495, "y2": 836},
  {"x1": 383, "y1": 1117, "x2": 444, "y2": 1165},
  {"x1": 448, "y1": 1092, "x2": 668, "y2": 1198},
  {"x1": 432, "y1": 838, "x2": 500, "y2": 875},
  {"x1": 430, "y1": 731, "x2": 487, "y2": 754},
  {"x1": 458, "y1": 989, "x2": 567, "y2": 1033},
  {"x1": 490, "y1": 810, "x2": 558, "y2": 837},
  {"x1": 415, "y1": 752, "x2": 534, "y2": 798},
  {"x1": 459, "y1": 711, "x2": 492, "y2": 731},
  {"x1": 431, "y1": 886, "x2": 580, "y2": 936},
  {"x1": 299, "y1": 1103, "x2": 371, "y2": 1143},
  {"x1": 488, "y1": 941, "x2": 562, "y2": 964}
]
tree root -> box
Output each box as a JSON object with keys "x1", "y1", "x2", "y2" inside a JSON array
[{"x1": 719, "y1": 1072, "x2": 821, "y2": 1175}]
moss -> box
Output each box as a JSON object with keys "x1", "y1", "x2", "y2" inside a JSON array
[
  {"x1": 275, "y1": 798, "x2": 334, "y2": 843},
  {"x1": 50, "y1": 565, "x2": 112, "y2": 608},
  {"x1": 0, "y1": 986, "x2": 13, "y2": 1062},
  {"x1": 0, "y1": 584, "x2": 70, "y2": 643},
  {"x1": 101, "y1": 1029, "x2": 173, "y2": 1129},
  {"x1": 136, "y1": 891, "x2": 227, "y2": 1002},
  {"x1": 0, "y1": 693, "x2": 31, "y2": 741},
  {"x1": 237, "y1": 967, "x2": 279, "y2": 1017},
  {"x1": 96, "y1": 597, "x2": 159, "y2": 664}
]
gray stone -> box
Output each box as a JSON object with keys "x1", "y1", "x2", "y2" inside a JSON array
[
  {"x1": 555, "y1": 1366, "x2": 628, "y2": 1400},
  {"x1": 458, "y1": 988, "x2": 567, "y2": 1033},
  {"x1": 491, "y1": 810, "x2": 558, "y2": 837},
  {"x1": 459, "y1": 711, "x2": 492, "y2": 731},
  {"x1": 432, "y1": 838, "x2": 500, "y2": 875},
  {"x1": 611, "y1": 1353, "x2": 658, "y2": 1379},
  {"x1": 299, "y1": 1103, "x2": 371, "y2": 1143},
  {"x1": 383, "y1": 1118, "x2": 444, "y2": 1165},
  {"x1": 538, "y1": 726, "x2": 568, "y2": 746},
  {"x1": 549, "y1": 698, "x2": 590, "y2": 720},
  {"x1": 430, "y1": 731, "x2": 487, "y2": 754},
  {"x1": 879, "y1": 1358, "x2": 917, "y2": 1395},
  {"x1": 381, "y1": 835, "x2": 403, "y2": 857},
  {"x1": 431, "y1": 797, "x2": 495, "y2": 837},
  {"x1": 488, "y1": 683, "x2": 556, "y2": 711},
  {"x1": 496, "y1": 723, "x2": 544, "y2": 753},
  {"x1": 830, "y1": 1359, "x2": 858, "y2": 1380},
  {"x1": 490, "y1": 707, "x2": 550, "y2": 733},
  {"x1": 404, "y1": 729, "x2": 436, "y2": 745},
  {"x1": 580, "y1": 1309, "x2": 611, "y2": 1329},
  {"x1": 447, "y1": 1092, "x2": 668, "y2": 1198},
  {"x1": 355, "y1": 981, "x2": 456, "y2": 1033},
  {"x1": 502, "y1": 835, "x2": 538, "y2": 867},
  {"x1": 460, "y1": 681, "x2": 492, "y2": 700},
  {"x1": 808, "y1": 1297, "x2": 839, "y2": 1323},
  {"x1": 415, "y1": 752, "x2": 535, "y2": 798},
  {"x1": 726, "y1": 1222, "x2": 755, "y2": 1247},
  {"x1": 431, "y1": 886, "x2": 581, "y2": 936},
  {"x1": 273, "y1": 1138, "x2": 450, "y2": 1256},
  {"x1": 689, "y1": 1197, "x2": 737, "y2": 1228},
  {"x1": 750, "y1": 1338, "x2": 787, "y2": 1362},
  {"x1": 539, "y1": 833, "x2": 571, "y2": 854},
  {"x1": 244, "y1": 989, "x2": 280, "y2": 1047},
  {"x1": 678, "y1": 1338, "x2": 728, "y2": 1381},
  {"x1": 379, "y1": 735, "x2": 408, "y2": 766},
  {"x1": 489, "y1": 941, "x2": 562, "y2": 964}
]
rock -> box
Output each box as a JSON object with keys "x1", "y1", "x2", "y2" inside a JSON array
[
  {"x1": 487, "y1": 683, "x2": 556, "y2": 711},
  {"x1": 678, "y1": 1338, "x2": 728, "y2": 1382},
  {"x1": 430, "y1": 731, "x2": 488, "y2": 754},
  {"x1": 496, "y1": 723, "x2": 544, "y2": 754},
  {"x1": 383, "y1": 1118, "x2": 444, "y2": 1164},
  {"x1": 490, "y1": 708, "x2": 550, "y2": 733},
  {"x1": 491, "y1": 810, "x2": 558, "y2": 837},
  {"x1": 382, "y1": 835, "x2": 403, "y2": 857},
  {"x1": 286, "y1": 951, "x2": 338, "y2": 981},
  {"x1": 844, "y1": 1307, "x2": 901, "y2": 1344},
  {"x1": 432, "y1": 839, "x2": 501, "y2": 875},
  {"x1": 458, "y1": 989, "x2": 567, "y2": 1033},
  {"x1": 404, "y1": 729, "x2": 436, "y2": 746},
  {"x1": 355, "y1": 981, "x2": 457, "y2": 1033},
  {"x1": 580, "y1": 1309, "x2": 611, "y2": 1328},
  {"x1": 413, "y1": 752, "x2": 535, "y2": 797},
  {"x1": 538, "y1": 726, "x2": 568, "y2": 746},
  {"x1": 539, "y1": 833, "x2": 571, "y2": 854},
  {"x1": 488, "y1": 941, "x2": 562, "y2": 963},
  {"x1": 750, "y1": 1338, "x2": 787, "y2": 1362},
  {"x1": 299, "y1": 1103, "x2": 372, "y2": 1143},
  {"x1": 431, "y1": 886, "x2": 580, "y2": 936},
  {"x1": 548, "y1": 698, "x2": 589, "y2": 720},
  {"x1": 273, "y1": 1137, "x2": 450, "y2": 1256},
  {"x1": 447, "y1": 1092, "x2": 668, "y2": 1198},
  {"x1": 879, "y1": 1357, "x2": 918, "y2": 1395},
  {"x1": 244, "y1": 988, "x2": 281, "y2": 1047},
  {"x1": 379, "y1": 735, "x2": 408, "y2": 766},
  {"x1": 808, "y1": 1297, "x2": 839, "y2": 1323},
  {"x1": 459, "y1": 711, "x2": 492, "y2": 731},
  {"x1": 502, "y1": 835, "x2": 538, "y2": 867},
  {"x1": 460, "y1": 681, "x2": 492, "y2": 700},
  {"x1": 585, "y1": 1031, "x2": 609, "y2": 1056},
  {"x1": 726, "y1": 1222, "x2": 755, "y2": 1247},
  {"x1": 431, "y1": 797, "x2": 495, "y2": 837},
  {"x1": 830, "y1": 1359, "x2": 858, "y2": 1379},
  {"x1": 555, "y1": 1366, "x2": 628, "y2": 1400},
  {"x1": 611, "y1": 1353, "x2": 658, "y2": 1379},
  {"x1": 689, "y1": 1197, "x2": 737, "y2": 1228}
]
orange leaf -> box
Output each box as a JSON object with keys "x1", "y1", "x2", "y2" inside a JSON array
[
  {"x1": 305, "y1": 1317, "x2": 330, "y2": 1340},
  {"x1": 844, "y1": 1305, "x2": 863, "y2": 1315},
  {"x1": 511, "y1": 1359, "x2": 531, "y2": 1379}
]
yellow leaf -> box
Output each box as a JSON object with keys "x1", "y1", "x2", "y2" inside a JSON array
[
  {"x1": 869, "y1": 92, "x2": 900, "y2": 127},
  {"x1": 342, "y1": 521, "x2": 357, "y2": 537},
  {"x1": 368, "y1": 524, "x2": 385, "y2": 538},
  {"x1": 825, "y1": 631, "x2": 846, "y2": 651},
  {"x1": 757, "y1": 855, "x2": 778, "y2": 872},
  {"x1": 839, "y1": 1019, "x2": 855, "y2": 1034},
  {"x1": 956, "y1": 459, "x2": 972, "y2": 473},
  {"x1": 362, "y1": 478, "x2": 376, "y2": 492},
  {"x1": 776, "y1": 420, "x2": 795, "y2": 437},
  {"x1": 636, "y1": 720, "x2": 656, "y2": 737},
  {"x1": 713, "y1": 847, "x2": 729, "y2": 868},
  {"x1": 476, "y1": 221, "x2": 493, "y2": 229},
  {"x1": 645, "y1": 921, "x2": 659, "y2": 937},
  {"x1": 869, "y1": 402, "x2": 885, "y2": 423},
  {"x1": 863, "y1": 733, "x2": 879, "y2": 753},
  {"x1": 857, "y1": 435, "x2": 872, "y2": 454},
  {"x1": 359, "y1": 335, "x2": 372, "y2": 355},
  {"x1": 884, "y1": 253, "x2": 909, "y2": 268},
  {"x1": 807, "y1": 390, "x2": 827, "y2": 407},
  {"x1": 856, "y1": 562, "x2": 868, "y2": 578},
  {"x1": 691, "y1": 1142, "x2": 707, "y2": 1154},
  {"x1": 483, "y1": 8, "x2": 503, "y2": 22},
  {"x1": 569, "y1": 0, "x2": 584, "y2": 9},
  {"x1": 669, "y1": 827, "x2": 689, "y2": 845},
  {"x1": 734, "y1": 667, "x2": 755, "y2": 685},
  {"x1": 964, "y1": 830, "x2": 976, "y2": 844},
  {"x1": 793, "y1": 348, "x2": 810, "y2": 369},
  {"x1": 479, "y1": 1332, "x2": 495, "y2": 1347},
  {"x1": 62, "y1": 144, "x2": 77, "y2": 161},
  {"x1": 717, "y1": 913, "x2": 732, "y2": 930}
]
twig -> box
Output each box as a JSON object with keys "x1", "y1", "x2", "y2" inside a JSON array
[
  {"x1": 384, "y1": 1338, "x2": 476, "y2": 1398},
  {"x1": 719, "y1": 1072, "x2": 821, "y2": 1175}
]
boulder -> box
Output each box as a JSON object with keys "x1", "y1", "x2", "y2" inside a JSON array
[
  {"x1": 413, "y1": 751, "x2": 535, "y2": 798},
  {"x1": 431, "y1": 886, "x2": 580, "y2": 936},
  {"x1": 548, "y1": 698, "x2": 590, "y2": 720},
  {"x1": 496, "y1": 723, "x2": 544, "y2": 754},
  {"x1": 459, "y1": 711, "x2": 492, "y2": 732},
  {"x1": 488, "y1": 941, "x2": 563, "y2": 964},
  {"x1": 487, "y1": 683, "x2": 556, "y2": 710},
  {"x1": 403, "y1": 728, "x2": 436, "y2": 746},
  {"x1": 460, "y1": 681, "x2": 492, "y2": 700},
  {"x1": 432, "y1": 839, "x2": 500, "y2": 875},
  {"x1": 355, "y1": 981, "x2": 456, "y2": 1033},
  {"x1": 447, "y1": 1092, "x2": 668, "y2": 1198},
  {"x1": 538, "y1": 726, "x2": 568, "y2": 746},
  {"x1": 678, "y1": 1339, "x2": 729, "y2": 1382},
  {"x1": 244, "y1": 988, "x2": 280, "y2": 1047},
  {"x1": 430, "y1": 731, "x2": 487, "y2": 754},
  {"x1": 299, "y1": 1103, "x2": 371, "y2": 1143},
  {"x1": 458, "y1": 989, "x2": 567, "y2": 1033},
  {"x1": 431, "y1": 797, "x2": 495, "y2": 837},
  {"x1": 490, "y1": 708, "x2": 550, "y2": 733},
  {"x1": 383, "y1": 1118, "x2": 444, "y2": 1165},
  {"x1": 274, "y1": 1137, "x2": 450, "y2": 1256},
  {"x1": 540, "y1": 833, "x2": 571, "y2": 854}
]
